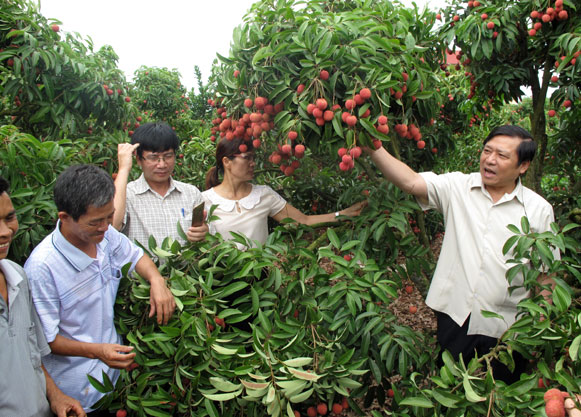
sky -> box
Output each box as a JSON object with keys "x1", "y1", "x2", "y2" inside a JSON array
[{"x1": 39, "y1": 0, "x2": 448, "y2": 91}]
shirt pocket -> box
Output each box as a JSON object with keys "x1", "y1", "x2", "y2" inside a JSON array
[{"x1": 27, "y1": 323, "x2": 42, "y2": 369}]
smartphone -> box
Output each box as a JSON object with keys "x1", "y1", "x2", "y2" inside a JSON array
[{"x1": 191, "y1": 202, "x2": 205, "y2": 227}]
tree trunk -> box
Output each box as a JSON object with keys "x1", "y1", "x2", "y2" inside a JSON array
[{"x1": 525, "y1": 52, "x2": 555, "y2": 195}]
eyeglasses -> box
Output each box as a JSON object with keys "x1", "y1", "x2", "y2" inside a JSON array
[
  {"x1": 233, "y1": 153, "x2": 255, "y2": 162},
  {"x1": 142, "y1": 152, "x2": 176, "y2": 163}
]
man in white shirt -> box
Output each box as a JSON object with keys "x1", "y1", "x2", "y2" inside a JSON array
[
  {"x1": 25, "y1": 165, "x2": 176, "y2": 412},
  {"x1": 112, "y1": 122, "x2": 208, "y2": 247},
  {"x1": 0, "y1": 176, "x2": 86, "y2": 417},
  {"x1": 368, "y1": 125, "x2": 557, "y2": 382}
]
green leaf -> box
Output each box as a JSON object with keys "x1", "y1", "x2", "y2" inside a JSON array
[
  {"x1": 327, "y1": 228, "x2": 341, "y2": 248},
  {"x1": 86, "y1": 374, "x2": 110, "y2": 394},
  {"x1": 520, "y1": 216, "x2": 530, "y2": 234},
  {"x1": 337, "y1": 377, "x2": 363, "y2": 389},
  {"x1": 287, "y1": 368, "x2": 321, "y2": 381},
  {"x1": 212, "y1": 344, "x2": 239, "y2": 355},
  {"x1": 210, "y1": 377, "x2": 242, "y2": 392},
  {"x1": 252, "y1": 46, "x2": 273, "y2": 65},
  {"x1": 399, "y1": 396, "x2": 434, "y2": 408},
  {"x1": 552, "y1": 284, "x2": 571, "y2": 312},
  {"x1": 462, "y1": 377, "x2": 486, "y2": 402},
  {"x1": 205, "y1": 398, "x2": 220, "y2": 417},
  {"x1": 431, "y1": 389, "x2": 459, "y2": 408},
  {"x1": 283, "y1": 357, "x2": 314, "y2": 367},
  {"x1": 569, "y1": 335, "x2": 581, "y2": 361},
  {"x1": 289, "y1": 387, "x2": 314, "y2": 403},
  {"x1": 506, "y1": 224, "x2": 521, "y2": 234},
  {"x1": 502, "y1": 235, "x2": 519, "y2": 255},
  {"x1": 201, "y1": 388, "x2": 243, "y2": 401},
  {"x1": 480, "y1": 310, "x2": 505, "y2": 321}
]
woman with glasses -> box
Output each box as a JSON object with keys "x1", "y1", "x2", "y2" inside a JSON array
[{"x1": 202, "y1": 138, "x2": 365, "y2": 248}]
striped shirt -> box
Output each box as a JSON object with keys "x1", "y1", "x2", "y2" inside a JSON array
[
  {"x1": 24, "y1": 223, "x2": 143, "y2": 411},
  {"x1": 123, "y1": 174, "x2": 204, "y2": 248}
]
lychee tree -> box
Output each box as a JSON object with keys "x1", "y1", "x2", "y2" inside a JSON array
[
  {"x1": 437, "y1": 0, "x2": 580, "y2": 192},
  {"x1": 132, "y1": 66, "x2": 190, "y2": 122},
  {"x1": 0, "y1": 0, "x2": 134, "y2": 139},
  {"x1": 210, "y1": 0, "x2": 445, "y2": 177}
]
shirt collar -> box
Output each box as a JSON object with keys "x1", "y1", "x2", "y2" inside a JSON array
[
  {"x1": 51, "y1": 220, "x2": 109, "y2": 271},
  {"x1": 470, "y1": 173, "x2": 524, "y2": 204},
  {"x1": 0, "y1": 259, "x2": 22, "y2": 289},
  {"x1": 134, "y1": 174, "x2": 182, "y2": 195}
]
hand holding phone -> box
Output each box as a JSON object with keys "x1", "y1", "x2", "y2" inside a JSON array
[{"x1": 191, "y1": 202, "x2": 205, "y2": 227}]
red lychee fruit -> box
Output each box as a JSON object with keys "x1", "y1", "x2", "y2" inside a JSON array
[{"x1": 359, "y1": 88, "x2": 371, "y2": 100}]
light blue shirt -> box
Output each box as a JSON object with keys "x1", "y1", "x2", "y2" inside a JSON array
[{"x1": 25, "y1": 223, "x2": 143, "y2": 411}]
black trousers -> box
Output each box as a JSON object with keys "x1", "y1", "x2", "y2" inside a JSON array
[{"x1": 436, "y1": 312, "x2": 527, "y2": 384}]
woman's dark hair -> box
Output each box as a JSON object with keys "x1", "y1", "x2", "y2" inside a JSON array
[
  {"x1": 131, "y1": 122, "x2": 180, "y2": 159},
  {"x1": 54, "y1": 165, "x2": 115, "y2": 220},
  {"x1": 205, "y1": 138, "x2": 254, "y2": 190},
  {"x1": 483, "y1": 125, "x2": 536, "y2": 165}
]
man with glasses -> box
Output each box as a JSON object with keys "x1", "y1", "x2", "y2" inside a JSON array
[
  {"x1": 24, "y1": 165, "x2": 175, "y2": 414},
  {"x1": 113, "y1": 122, "x2": 208, "y2": 248}
]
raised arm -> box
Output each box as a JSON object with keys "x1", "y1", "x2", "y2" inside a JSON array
[
  {"x1": 112, "y1": 143, "x2": 139, "y2": 230},
  {"x1": 368, "y1": 146, "x2": 429, "y2": 205}
]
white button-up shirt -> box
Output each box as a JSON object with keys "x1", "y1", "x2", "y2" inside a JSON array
[
  {"x1": 25, "y1": 223, "x2": 143, "y2": 411},
  {"x1": 123, "y1": 174, "x2": 204, "y2": 247},
  {"x1": 419, "y1": 172, "x2": 557, "y2": 338}
]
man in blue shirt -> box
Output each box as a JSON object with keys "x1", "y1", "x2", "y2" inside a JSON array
[
  {"x1": 0, "y1": 176, "x2": 86, "y2": 417},
  {"x1": 25, "y1": 165, "x2": 176, "y2": 413}
]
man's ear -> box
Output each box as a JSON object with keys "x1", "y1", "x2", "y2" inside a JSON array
[
  {"x1": 519, "y1": 160, "x2": 531, "y2": 176},
  {"x1": 57, "y1": 211, "x2": 71, "y2": 223}
]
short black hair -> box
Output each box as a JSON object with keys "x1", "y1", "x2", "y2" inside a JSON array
[
  {"x1": 130, "y1": 122, "x2": 180, "y2": 159},
  {"x1": 483, "y1": 125, "x2": 536, "y2": 165},
  {"x1": 0, "y1": 177, "x2": 9, "y2": 195},
  {"x1": 54, "y1": 165, "x2": 115, "y2": 221}
]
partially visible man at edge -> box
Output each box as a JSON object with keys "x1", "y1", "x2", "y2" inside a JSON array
[
  {"x1": 367, "y1": 125, "x2": 558, "y2": 383},
  {"x1": 112, "y1": 122, "x2": 209, "y2": 247},
  {"x1": 24, "y1": 165, "x2": 176, "y2": 414},
  {"x1": 0, "y1": 176, "x2": 86, "y2": 417}
]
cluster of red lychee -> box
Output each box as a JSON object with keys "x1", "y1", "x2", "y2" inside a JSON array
[
  {"x1": 208, "y1": 96, "x2": 284, "y2": 148},
  {"x1": 306, "y1": 98, "x2": 338, "y2": 127},
  {"x1": 268, "y1": 130, "x2": 305, "y2": 176},
  {"x1": 529, "y1": 0, "x2": 570, "y2": 37},
  {"x1": 302, "y1": 397, "x2": 349, "y2": 416},
  {"x1": 554, "y1": 51, "x2": 580, "y2": 70},
  {"x1": 336, "y1": 146, "x2": 361, "y2": 171},
  {"x1": 394, "y1": 123, "x2": 426, "y2": 150},
  {"x1": 102, "y1": 83, "x2": 129, "y2": 102},
  {"x1": 543, "y1": 388, "x2": 573, "y2": 417},
  {"x1": 121, "y1": 116, "x2": 143, "y2": 137}
]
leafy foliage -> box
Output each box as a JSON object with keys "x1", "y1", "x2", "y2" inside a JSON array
[{"x1": 0, "y1": 0, "x2": 134, "y2": 138}]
